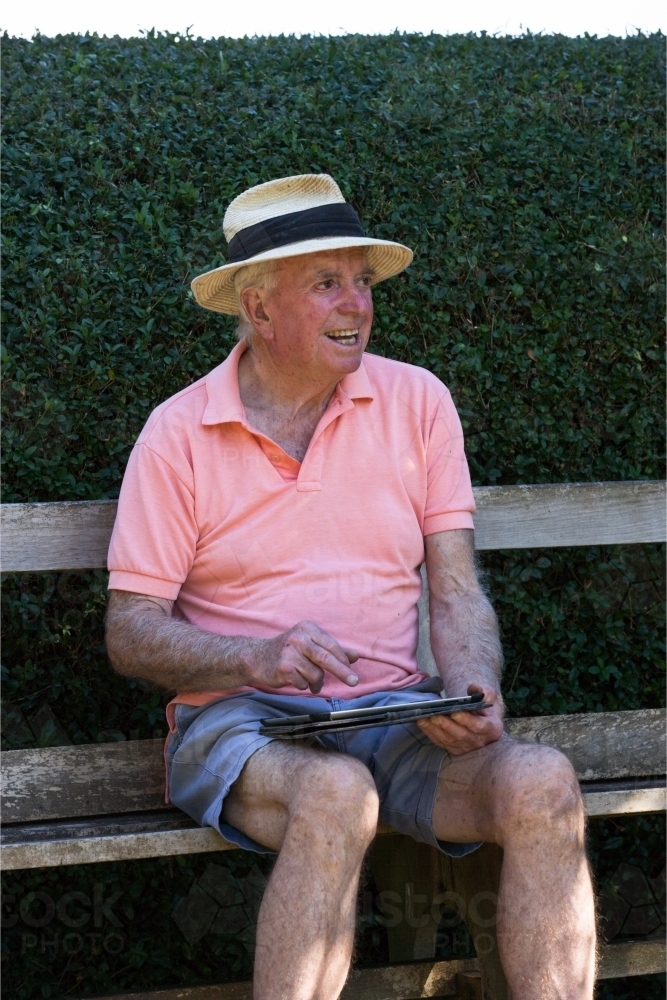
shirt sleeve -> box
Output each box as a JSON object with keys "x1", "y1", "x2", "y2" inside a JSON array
[
  {"x1": 422, "y1": 387, "x2": 476, "y2": 536},
  {"x1": 107, "y1": 442, "x2": 197, "y2": 600}
]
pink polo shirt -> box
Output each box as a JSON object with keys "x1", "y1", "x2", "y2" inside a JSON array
[{"x1": 107, "y1": 341, "x2": 475, "y2": 715}]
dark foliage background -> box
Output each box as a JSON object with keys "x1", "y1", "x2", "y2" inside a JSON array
[{"x1": 1, "y1": 28, "x2": 664, "y2": 998}]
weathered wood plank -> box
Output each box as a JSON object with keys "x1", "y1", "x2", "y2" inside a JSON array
[
  {"x1": 1, "y1": 739, "x2": 168, "y2": 823},
  {"x1": 2, "y1": 481, "x2": 664, "y2": 573},
  {"x1": 598, "y1": 937, "x2": 667, "y2": 978},
  {"x1": 3, "y1": 781, "x2": 664, "y2": 870},
  {"x1": 0, "y1": 811, "x2": 235, "y2": 870},
  {"x1": 1, "y1": 825, "x2": 233, "y2": 870},
  {"x1": 83, "y1": 956, "x2": 480, "y2": 1000},
  {"x1": 80, "y1": 940, "x2": 666, "y2": 1000},
  {"x1": 3, "y1": 710, "x2": 663, "y2": 825},
  {"x1": 583, "y1": 785, "x2": 666, "y2": 817},
  {"x1": 473, "y1": 480, "x2": 666, "y2": 550},
  {"x1": 1, "y1": 499, "x2": 117, "y2": 572},
  {"x1": 504, "y1": 709, "x2": 666, "y2": 781}
]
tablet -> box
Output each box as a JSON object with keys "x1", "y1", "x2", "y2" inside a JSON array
[{"x1": 259, "y1": 692, "x2": 491, "y2": 738}]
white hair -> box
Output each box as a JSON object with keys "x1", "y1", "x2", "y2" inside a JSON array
[{"x1": 233, "y1": 259, "x2": 280, "y2": 343}]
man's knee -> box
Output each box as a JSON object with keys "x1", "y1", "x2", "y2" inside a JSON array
[
  {"x1": 289, "y1": 755, "x2": 380, "y2": 850},
  {"x1": 491, "y1": 741, "x2": 584, "y2": 840}
]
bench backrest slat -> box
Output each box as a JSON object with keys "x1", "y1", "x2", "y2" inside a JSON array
[
  {"x1": 2, "y1": 499, "x2": 117, "y2": 572},
  {"x1": 2, "y1": 709, "x2": 664, "y2": 824},
  {"x1": 2, "y1": 481, "x2": 665, "y2": 573},
  {"x1": 473, "y1": 480, "x2": 665, "y2": 549}
]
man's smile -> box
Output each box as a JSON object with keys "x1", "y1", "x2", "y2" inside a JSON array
[{"x1": 324, "y1": 329, "x2": 360, "y2": 345}]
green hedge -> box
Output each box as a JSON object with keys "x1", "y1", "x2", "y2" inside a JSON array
[
  {"x1": 2, "y1": 31, "x2": 665, "y2": 499},
  {"x1": 1, "y1": 29, "x2": 665, "y2": 999}
]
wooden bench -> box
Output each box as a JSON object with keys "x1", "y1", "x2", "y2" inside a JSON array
[{"x1": 2, "y1": 480, "x2": 665, "y2": 1000}]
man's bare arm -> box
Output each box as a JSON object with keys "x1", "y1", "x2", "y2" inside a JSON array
[
  {"x1": 417, "y1": 528, "x2": 504, "y2": 754},
  {"x1": 426, "y1": 528, "x2": 503, "y2": 699},
  {"x1": 105, "y1": 590, "x2": 359, "y2": 694}
]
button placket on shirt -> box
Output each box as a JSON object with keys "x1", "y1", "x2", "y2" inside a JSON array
[{"x1": 296, "y1": 393, "x2": 353, "y2": 492}]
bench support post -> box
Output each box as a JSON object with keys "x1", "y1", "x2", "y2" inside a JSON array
[
  {"x1": 369, "y1": 835, "x2": 442, "y2": 961},
  {"x1": 370, "y1": 837, "x2": 509, "y2": 999},
  {"x1": 442, "y1": 843, "x2": 509, "y2": 1000}
]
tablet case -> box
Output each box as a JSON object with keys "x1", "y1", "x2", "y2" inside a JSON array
[{"x1": 259, "y1": 695, "x2": 491, "y2": 739}]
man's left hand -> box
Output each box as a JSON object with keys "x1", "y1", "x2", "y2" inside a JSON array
[{"x1": 417, "y1": 684, "x2": 504, "y2": 755}]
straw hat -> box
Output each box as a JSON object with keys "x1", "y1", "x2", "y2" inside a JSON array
[{"x1": 190, "y1": 174, "x2": 413, "y2": 314}]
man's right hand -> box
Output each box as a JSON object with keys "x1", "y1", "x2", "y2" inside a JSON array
[
  {"x1": 106, "y1": 592, "x2": 359, "y2": 695},
  {"x1": 249, "y1": 621, "x2": 359, "y2": 694}
]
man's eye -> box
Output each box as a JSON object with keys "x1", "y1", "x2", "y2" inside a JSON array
[{"x1": 316, "y1": 280, "x2": 334, "y2": 290}]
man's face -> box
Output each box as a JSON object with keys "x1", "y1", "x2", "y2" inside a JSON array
[{"x1": 259, "y1": 248, "x2": 374, "y2": 381}]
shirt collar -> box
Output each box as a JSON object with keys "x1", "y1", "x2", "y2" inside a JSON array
[
  {"x1": 202, "y1": 341, "x2": 374, "y2": 427},
  {"x1": 202, "y1": 341, "x2": 247, "y2": 426},
  {"x1": 337, "y1": 358, "x2": 374, "y2": 402}
]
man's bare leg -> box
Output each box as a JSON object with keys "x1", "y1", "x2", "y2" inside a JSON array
[
  {"x1": 222, "y1": 741, "x2": 379, "y2": 1000},
  {"x1": 431, "y1": 735, "x2": 596, "y2": 1000}
]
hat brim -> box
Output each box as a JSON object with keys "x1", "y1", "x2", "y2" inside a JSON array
[{"x1": 190, "y1": 236, "x2": 413, "y2": 314}]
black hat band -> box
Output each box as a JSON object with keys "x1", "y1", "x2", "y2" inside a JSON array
[{"x1": 227, "y1": 203, "x2": 366, "y2": 264}]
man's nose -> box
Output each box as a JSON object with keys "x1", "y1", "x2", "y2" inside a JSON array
[{"x1": 337, "y1": 279, "x2": 371, "y2": 315}]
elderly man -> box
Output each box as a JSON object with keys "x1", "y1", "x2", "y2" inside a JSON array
[{"x1": 106, "y1": 174, "x2": 595, "y2": 1000}]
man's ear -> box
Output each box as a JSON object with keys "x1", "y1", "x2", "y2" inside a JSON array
[{"x1": 240, "y1": 287, "x2": 274, "y2": 340}]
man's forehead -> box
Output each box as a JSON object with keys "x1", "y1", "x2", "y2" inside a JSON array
[{"x1": 279, "y1": 248, "x2": 373, "y2": 279}]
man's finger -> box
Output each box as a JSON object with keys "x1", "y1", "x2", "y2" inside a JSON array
[
  {"x1": 294, "y1": 622, "x2": 360, "y2": 679},
  {"x1": 418, "y1": 708, "x2": 503, "y2": 749},
  {"x1": 447, "y1": 709, "x2": 493, "y2": 733},
  {"x1": 435, "y1": 710, "x2": 480, "y2": 732},
  {"x1": 419, "y1": 713, "x2": 471, "y2": 740},
  {"x1": 302, "y1": 640, "x2": 359, "y2": 686},
  {"x1": 290, "y1": 671, "x2": 313, "y2": 691},
  {"x1": 289, "y1": 656, "x2": 325, "y2": 691},
  {"x1": 294, "y1": 665, "x2": 325, "y2": 693},
  {"x1": 420, "y1": 711, "x2": 497, "y2": 741},
  {"x1": 303, "y1": 622, "x2": 357, "y2": 667},
  {"x1": 417, "y1": 716, "x2": 494, "y2": 753}
]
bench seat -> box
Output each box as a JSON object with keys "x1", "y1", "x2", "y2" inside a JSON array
[
  {"x1": 3, "y1": 777, "x2": 665, "y2": 871},
  {"x1": 2, "y1": 708, "x2": 664, "y2": 870}
]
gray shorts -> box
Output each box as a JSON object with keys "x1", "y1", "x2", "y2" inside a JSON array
[{"x1": 167, "y1": 678, "x2": 483, "y2": 858}]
